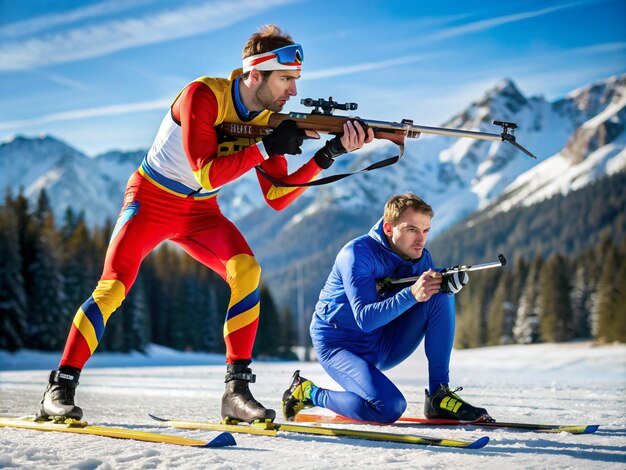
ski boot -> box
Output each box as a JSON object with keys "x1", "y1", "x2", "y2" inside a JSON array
[
  {"x1": 221, "y1": 361, "x2": 276, "y2": 425},
  {"x1": 282, "y1": 370, "x2": 316, "y2": 421},
  {"x1": 35, "y1": 368, "x2": 83, "y2": 421},
  {"x1": 424, "y1": 384, "x2": 492, "y2": 422}
]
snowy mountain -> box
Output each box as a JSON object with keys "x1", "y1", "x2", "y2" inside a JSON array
[
  {"x1": 1, "y1": 75, "x2": 624, "y2": 312},
  {"x1": 481, "y1": 75, "x2": 626, "y2": 216},
  {"x1": 0, "y1": 135, "x2": 144, "y2": 227},
  {"x1": 0, "y1": 134, "x2": 294, "y2": 226}
]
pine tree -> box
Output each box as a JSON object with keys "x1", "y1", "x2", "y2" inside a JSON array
[
  {"x1": 513, "y1": 256, "x2": 543, "y2": 344},
  {"x1": 254, "y1": 282, "x2": 281, "y2": 358},
  {"x1": 537, "y1": 254, "x2": 574, "y2": 342},
  {"x1": 145, "y1": 247, "x2": 169, "y2": 346},
  {"x1": 146, "y1": 244, "x2": 186, "y2": 349},
  {"x1": 166, "y1": 250, "x2": 187, "y2": 350},
  {"x1": 569, "y1": 254, "x2": 593, "y2": 339},
  {"x1": 211, "y1": 269, "x2": 233, "y2": 354},
  {"x1": 458, "y1": 269, "x2": 500, "y2": 348},
  {"x1": 120, "y1": 279, "x2": 148, "y2": 353},
  {"x1": 486, "y1": 271, "x2": 510, "y2": 346},
  {"x1": 11, "y1": 191, "x2": 37, "y2": 320},
  {"x1": 61, "y1": 215, "x2": 97, "y2": 313},
  {"x1": 27, "y1": 195, "x2": 72, "y2": 350},
  {"x1": 612, "y1": 239, "x2": 626, "y2": 342},
  {"x1": 594, "y1": 243, "x2": 620, "y2": 342},
  {"x1": 0, "y1": 196, "x2": 28, "y2": 351},
  {"x1": 61, "y1": 207, "x2": 78, "y2": 240},
  {"x1": 502, "y1": 256, "x2": 528, "y2": 343},
  {"x1": 278, "y1": 306, "x2": 298, "y2": 359},
  {"x1": 191, "y1": 267, "x2": 225, "y2": 353},
  {"x1": 198, "y1": 282, "x2": 222, "y2": 352},
  {"x1": 181, "y1": 265, "x2": 202, "y2": 352}
]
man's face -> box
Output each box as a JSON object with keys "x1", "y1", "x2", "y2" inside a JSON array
[
  {"x1": 383, "y1": 208, "x2": 431, "y2": 260},
  {"x1": 255, "y1": 70, "x2": 300, "y2": 112}
]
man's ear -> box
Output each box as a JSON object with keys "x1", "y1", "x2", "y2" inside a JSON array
[
  {"x1": 383, "y1": 221, "x2": 393, "y2": 237},
  {"x1": 249, "y1": 69, "x2": 263, "y2": 85}
]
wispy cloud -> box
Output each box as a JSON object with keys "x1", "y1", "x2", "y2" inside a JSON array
[
  {"x1": 0, "y1": 99, "x2": 170, "y2": 131},
  {"x1": 426, "y1": 2, "x2": 584, "y2": 42},
  {"x1": 560, "y1": 41, "x2": 626, "y2": 56},
  {"x1": 0, "y1": 0, "x2": 298, "y2": 72},
  {"x1": 26, "y1": 70, "x2": 95, "y2": 92},
  {"x1": 0, "y1": 0, "x2": 156, "y2": 38},
  {"x1": 472, "y1": 41, "x2": 626, "y2": 86},
  {"x1": 305, "y1": 54, "x2": 435, "y2": 80},
  {"x1": 0, "y1": 53, "x2": 435, "y2": 129},
  {"x1": 435, "y1": 40, "x2": 626, "y2": 100}
]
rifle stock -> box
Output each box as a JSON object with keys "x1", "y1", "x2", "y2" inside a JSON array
[{"x1": 220, "y1": 114, "x2": 407, "y2": 146}]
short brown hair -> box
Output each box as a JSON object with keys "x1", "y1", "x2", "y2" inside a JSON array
[
  {"x1": 241, "y1": 25, "x2": 294, "y2": 80},
  {"x1": 383, "y1": 193, "x2": 434, "y2": 225}
]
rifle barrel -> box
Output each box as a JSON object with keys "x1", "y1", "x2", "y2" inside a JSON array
[
  {"x1": 362, "y1": 119, "x2": 503, "y2": 141},
  {"x1": 384, "y1": 254, "x2": 507, "y2": 286}
]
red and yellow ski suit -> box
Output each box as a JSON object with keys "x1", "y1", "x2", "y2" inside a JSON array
[{"x1": 60, "y1": 69, "x2": 322, "y2": 368}]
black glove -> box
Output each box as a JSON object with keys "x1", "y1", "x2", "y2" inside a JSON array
[
  {"x1": 262, "y1": 120, "x2": 307, "y2": 156},
  {"x1": 313, "y1": 136, "x2": 347, "y2": 169},
  {"x1": 440, "y1": 268, "x2": 469, "y2": 294}
]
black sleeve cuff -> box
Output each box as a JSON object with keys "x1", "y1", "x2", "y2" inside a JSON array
[{"x1": 313, "y1": 147, "x2": 334, "y2": 169}]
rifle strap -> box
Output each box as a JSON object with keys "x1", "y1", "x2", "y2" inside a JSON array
[{"x1": 255, "y1": 144, "x2": 404, "y2": 187}]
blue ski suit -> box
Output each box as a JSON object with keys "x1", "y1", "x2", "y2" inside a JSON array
[{"x1": 309, "y1": 218, "x2": 455, "y2": 423}]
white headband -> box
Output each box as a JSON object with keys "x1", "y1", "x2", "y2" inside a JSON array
[{"x1": 242, "y1": 45, "x2": 303, "y2": 73}]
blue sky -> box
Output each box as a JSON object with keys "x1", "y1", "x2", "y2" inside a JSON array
[{"x1": 0, "y1": 0, "x2": 624, "y2": 156}]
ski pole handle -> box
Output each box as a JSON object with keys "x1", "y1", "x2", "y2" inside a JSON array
[{"x1": 376, "y1": 254, "x2": 507, "y2": 291}]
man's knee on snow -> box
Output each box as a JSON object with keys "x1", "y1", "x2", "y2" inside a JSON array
[{"x1": 368, "y1": 392, "x2": 407, "y2": 423}]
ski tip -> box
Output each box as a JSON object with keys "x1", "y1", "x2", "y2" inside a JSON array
[
  {"x1": 551, "y1": 424, "x2": 600, "y2": 434},
  {"x1": 465, "y1": 436, "x2": 490, "y2": 449},
  {"x1": 147, "y1": 413, "x2": 167, "y2": 422},
  {"x1": 205, "y1": 431, "x2": 237, "y2": 448}
]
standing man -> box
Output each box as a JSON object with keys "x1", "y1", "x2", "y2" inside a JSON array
[
  {"x1": 282, "y1": 193, "x2": 491, "y2": 423},
  {"x1": 37, "y1": 25, "x2": 373, "y2": 425}
]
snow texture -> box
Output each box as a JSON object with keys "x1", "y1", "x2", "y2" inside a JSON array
[{"x1": 1, "y1": 342, "x2": 625, "y2": 469}]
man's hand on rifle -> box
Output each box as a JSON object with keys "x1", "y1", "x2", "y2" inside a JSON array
[
  {"x1": 340, "y1": 120, "x2": 374, "y2": 152},
  {"x1": 262, "y1": 119, "x2": 320, "y2": 156},
  {"x1": 314, "y1": 120, "x2": 374, "y2": 169},
  {"x1": 410, "y1": 269, "x2": 442, "y2": 303},
  {"x1": 440, "y1": 267, "x2": 469, "y2": 294}
]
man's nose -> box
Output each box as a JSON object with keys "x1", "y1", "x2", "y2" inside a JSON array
[{"x1": 289, "y1": 82, "x2": 297, "y2": 96}]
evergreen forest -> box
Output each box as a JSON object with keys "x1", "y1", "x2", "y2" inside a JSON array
[
  {"x1": 1, "y1": 170, "x2": 624, "y2": 356},
  {"x1": 0, "y1": 191, "x2": 296, "y2": 358},
  {"x1": 430, "y1": 170, "x2": 626, "y2": 347}
]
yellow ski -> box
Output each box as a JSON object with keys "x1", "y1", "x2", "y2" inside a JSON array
[
  {"x1": 0, "y1": 416, "x2": 235, "y2": 448},
  {"x1": 148, "y1": 414, "x2": 489, "y2": 449},
  {"x1": 294, "y1": 412, "x2": 600, "y2": 434}
]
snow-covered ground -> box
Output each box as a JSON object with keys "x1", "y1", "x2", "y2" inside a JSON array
[{"x1": 1, "y1": 342, "x2": 625, "y2": 469}]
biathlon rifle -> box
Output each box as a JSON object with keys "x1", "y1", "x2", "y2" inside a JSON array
[
  {"x1": 220, "y1": 97, "x2": 538, "y2": 159},
  {"x1": 376, "y1": 254, "x2": 507, "y2": 292}
]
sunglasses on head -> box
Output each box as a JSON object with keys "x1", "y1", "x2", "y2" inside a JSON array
[
  {"x1": 271, "y1": 44, "x2": 304, "y2": 66},
  {"x1": 242, "y1": 43, "x2": 304, "y2": 72}
]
